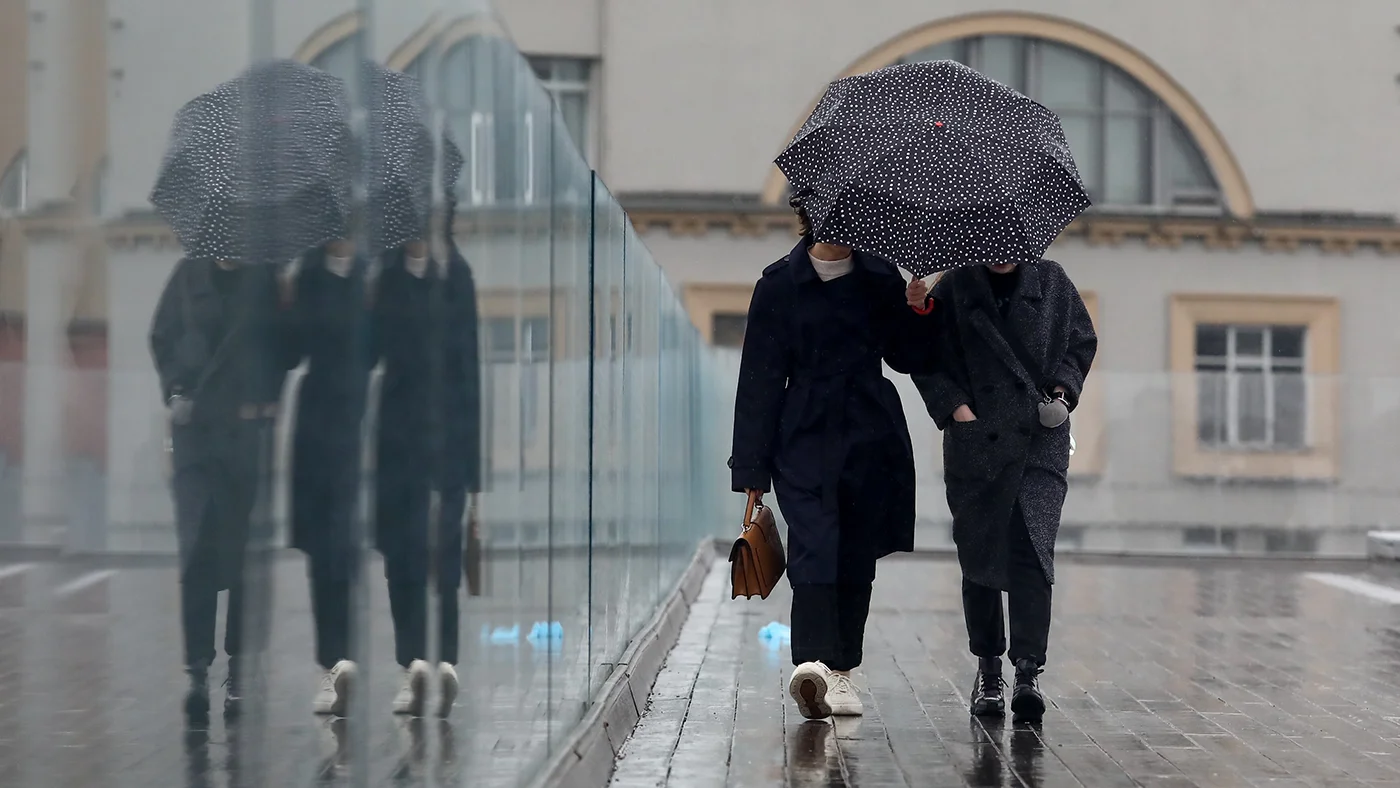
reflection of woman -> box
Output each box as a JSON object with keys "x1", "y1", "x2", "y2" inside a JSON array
[
  {"x1": 286, "y1": 239, "x2": 371, "y2": 716},
  {"x1": 150, "y1": 256, "x2": 293, "y2": 721},
  {"x1": 730, "y1": 192, "x2": 940, "y2": 721},
  {"x1": 372, "y1": 234, "x2": 481, "y2": 718},
  {"x1": 912, "y1": 259, "x2": 1095, "y2": 723}
]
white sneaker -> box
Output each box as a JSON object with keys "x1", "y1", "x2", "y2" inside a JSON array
[
  {"x1": 827, "y1": 672, "x2": 864, "y2": 716},
  {"x1": 314, "y1": 660, "x2": 356, "y2": 716},
  {"x1": 393, "y1": 660, "x2": 431, "y2": 716},
  {"x1": 788, "y1": 662, "x2": 834, "y2": 720},
  {"x1": 438, "y1": 662, "x2": 458, "y2": 718}
]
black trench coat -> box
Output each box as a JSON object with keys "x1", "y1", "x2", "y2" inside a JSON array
[
  {"x1": 730, "y1": 237, "x2": 941, "y2": 586},
  {"x1": 371, "y1": 248, "x2": 482, "y2": 584},
  {"x1": 149, "y1": 258, "x2": 295, "y2": 585},
  {"x1": 912, "y1": 260, "x2": 1096, "y2": 591},
  {"x1": 287, "y1": 249, "x2": 373, "y2": 576}
]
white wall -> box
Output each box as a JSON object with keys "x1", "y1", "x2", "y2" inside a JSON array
[{"x1": 591, "y1": 0, "x2": 1400, "y2": 216}]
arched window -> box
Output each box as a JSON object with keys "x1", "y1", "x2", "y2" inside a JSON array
[
  {"x1": 902, "y1": 36, "x2": 1219, "y2": 211},
  {"x1": 0, "y1": 149, "x2": 27, "y2": 215},
  {"x1": 310, "y1": 32, "x2": 361, "y2": 83}
]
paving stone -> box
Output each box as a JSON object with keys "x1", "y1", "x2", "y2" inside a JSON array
[{"x1": 611, "y1": 556, "x2": 1400, "y2": 787}]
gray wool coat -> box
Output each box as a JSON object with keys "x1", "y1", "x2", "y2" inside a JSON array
[{"x1": 912, "y1": 260, "x2": 1096, "y2": 591}]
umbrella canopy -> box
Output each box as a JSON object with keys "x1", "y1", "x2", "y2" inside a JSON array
[
  {"x1": 776, "y1": 60, "x2": 1091, "y2": 277},
  {"x1": 360, "y1": 61, "x2": 435, "y2": 256},
  {"x1": 150, "y1": 59, "x2": 354, "y2": 264}
]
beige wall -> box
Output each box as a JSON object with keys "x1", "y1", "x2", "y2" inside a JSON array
[
  {"x1": 0, "y1": 0, "x2": 26, "y2": 180},
  {"x1": 577, "y1": 0, "x2": 1400, "y2": 216}
]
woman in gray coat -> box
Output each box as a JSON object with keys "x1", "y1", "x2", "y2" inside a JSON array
[{"x1": 912, "y1": 258, "x2": 1095, "y2": 723}]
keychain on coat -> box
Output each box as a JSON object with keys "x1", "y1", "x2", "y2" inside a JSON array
[{"x1": 1038, "y1": 391, "x2": 1069, "y2": 428}]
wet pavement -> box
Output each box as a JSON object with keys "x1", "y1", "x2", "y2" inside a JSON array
[
  {"x1": 611, "y1": 554, "x2": 1400, "y2": 787},
  {"x1": 0, "y1": 550, "x2": 601, "y2": 787}
]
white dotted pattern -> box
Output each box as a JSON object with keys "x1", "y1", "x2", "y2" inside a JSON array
[
  {"x1": 149, "y1": 59, "x2": 354, "y2": 264},
  {"x1": 775, "y1": 60, "x2": 1092, "y2": 278},
  {"x1": 360, "y1": 60, "x2": 435, "y2": 255}
]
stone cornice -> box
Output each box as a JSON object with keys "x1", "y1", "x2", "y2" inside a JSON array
[
  {"x1": 624, "y1": 206, "x2": 1400, "y2": 256},
  {"x1": 9, "y1": 204, "x2": 1400, "y2": 256}
]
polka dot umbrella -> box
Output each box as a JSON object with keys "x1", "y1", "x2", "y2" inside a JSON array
[
  {"x1": 776, "y1": 60, "x2": 1092, "y2": 278},
  {"x1": 359, "y1": 60, "x2": 435, "y2": 256},
  {"x1": 149, "y1": 59, "x2": 354, "y2": 265}
]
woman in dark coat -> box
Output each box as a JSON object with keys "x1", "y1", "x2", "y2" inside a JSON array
[
  {"x1": 286, "y1": 239, "x2": 373, "y2": 716},
  {"x1": 731, "y1": 195, "x2": 940, "y2": 721},
  {"x1": 912, "y1": 259, "x2": 1096, "y2": 722},
  {"x1": 372, "y1": 235, "x2": 481, "y2": 718},
  {"x1": 150, "y1": 256, "x2": 295, "y2": 722}
]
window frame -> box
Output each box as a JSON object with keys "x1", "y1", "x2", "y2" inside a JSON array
[
  {"x1": 681, "y1": 283, "x2": 755, "y2": 346},
  {"x1": 1169, "y1": 294, "x2": 1340, "y2": 481},
  {"x1": 1193, "y1": 323, "x2": 1308, "y2": 452},
  {"x1": 900, "y1": 35, "x2": 1222, "y2": 214}
]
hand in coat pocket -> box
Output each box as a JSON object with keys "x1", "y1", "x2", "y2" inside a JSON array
[{"x1": 951, "y1": 403, "x2": 977, "y2": 423}]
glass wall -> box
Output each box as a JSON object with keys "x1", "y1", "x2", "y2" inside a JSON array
[{"x1": 0, "y1": 2, "x2": 725, "y2": 785}]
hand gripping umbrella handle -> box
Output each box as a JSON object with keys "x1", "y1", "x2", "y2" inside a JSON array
[{"x1": 910, "y1": 297, "x2": 935, "y2": 315}]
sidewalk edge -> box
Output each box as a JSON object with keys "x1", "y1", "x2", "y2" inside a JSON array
[{"x1": 527, "y1": 537, "x2": 723, "y2": 788}]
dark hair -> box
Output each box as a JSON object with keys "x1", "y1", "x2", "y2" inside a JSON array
[{"x1": 788, "y1": 190, "x2": 813, "y2": 237}]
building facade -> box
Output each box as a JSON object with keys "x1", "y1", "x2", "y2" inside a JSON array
[{"x1": 2, "y1": 0, "x2": 1398, "y2": 553}]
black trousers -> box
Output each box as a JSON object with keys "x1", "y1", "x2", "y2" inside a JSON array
[
  {"x1": 174, "y1": 422, "x2": 263, "y2": 670},
  {"x1": 308, "y1": 560, "x2": 352, "y2": 670},
  {"x1": 790, "y1": 583, "x2": 873, "y2": 672},
  {"x1": 383, "y1": 484, "x2": 468, "y2": 667},
  {"x1": 962, "y1": 503, "x2": 1052, "y2": 667}
]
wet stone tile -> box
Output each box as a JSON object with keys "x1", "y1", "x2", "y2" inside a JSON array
[{"x1": 612, "y1": 556, "x2": 1400, "y2": 787}]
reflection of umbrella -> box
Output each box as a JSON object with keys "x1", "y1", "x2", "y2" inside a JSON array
[
  {"x1": 776, "y1": 60, "x2": 1090, "y2": 277},
  {"x1": 361, "y1": 61, "x2": 434, "y2": 256},
  {"x1": 150, "y1": 59, "x2": 353, "y2": 264}
]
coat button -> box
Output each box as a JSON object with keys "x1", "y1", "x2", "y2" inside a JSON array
[
  {"x1": 987, "y1": 432, "x2": 999, "y2": 442},
  {"x1": 726, "y1": 456, "x2": 735, "y2": 469}
]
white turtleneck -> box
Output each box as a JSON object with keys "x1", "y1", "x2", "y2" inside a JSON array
[
  {"x1": 809, "y1": 251, "x2": 854, "y2": 282},
  {"x1": 405, "y1": 255, "x2": 429, "y2": 279},
  {"x1": 325, "y1": 255, "x2": 353, "y2": 278}
]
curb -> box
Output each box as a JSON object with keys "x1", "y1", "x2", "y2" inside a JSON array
[{"x1": 527, "y1": 537, "x2": 722, "y2": 788}]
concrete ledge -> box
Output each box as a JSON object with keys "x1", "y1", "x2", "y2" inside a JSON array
[
  {"x1": 1368, "y1": 531, "x2": 1400, "y2": 560},
  {"x1": 528, "y1": 537, "x2": 723, "y2": 788}
]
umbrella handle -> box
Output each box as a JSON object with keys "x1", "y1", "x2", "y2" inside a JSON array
[{"x1": 910, "y1": 297, "x2": 935, "y2": 315}]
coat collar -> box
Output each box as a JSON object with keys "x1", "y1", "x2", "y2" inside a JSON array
[
  {"x1": 954, "y1": 260, "x2": 1045, "y2": 311},
  {"x1": 787, "y1": 235, "x2": 888, "y2": 285}
]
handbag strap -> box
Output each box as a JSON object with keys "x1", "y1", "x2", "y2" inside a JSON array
[
  {"x1": 993, "y1": 311, "x2": 1048, "y2": 393},
  {"x1": 742, "y1": 490, "x2": 763, "y2": 532}
]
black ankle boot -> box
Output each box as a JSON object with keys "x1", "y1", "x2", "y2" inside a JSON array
[
  {"x1": 1011, "y1": 658, "x2": 1045, "y2": 722},
  {"x1": 969, "y1": 656, "x2": 1005, "y2": 716},
  {"x1": 223, "y1": 658, "x2": 242, "y2": 718},
  {"x1": 185, "y1": 664, "x2": 211, "y2": 722}
]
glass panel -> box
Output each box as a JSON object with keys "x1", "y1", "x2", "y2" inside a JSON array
[
  {"x1": 1235, "y1": 327, "x2": 1264, "y2": 357},
  {"x1": 1105, "y1": 115, "x2": 1152, "y2": 205},
  {"x1": 712, "y1": 313, "x2": 747, "y2": 347},
  {"x1": 1237, "y1": 369, "x2": 1267, "y2": 443},
  {"x1": 978, "y1": 35, "x2": 1025, "y2": 92},
  {"x1": 1273, "y1": 326, "x2": 1306, "y2": 360},
  {"x1": 1058, "y1": 113, "x2": 1101, "y2": 198},
  {"x1": 1037, "y1": 42, "x2": 1099, "y2": 111},
  {"x1": 1195, "y1": 324, "x2": 1228, "y2": 359},
  {"x1": 1105, "y1": 68, "x2": 1152, "y2": 112},
  {"x1": 558, "y1": 92, "x2": 589, "y2": 155},
  {"x1": 1168, "y1": 117, "x2": 1217, "y2": 191},
  {"x1": 1274, "y1": 372, "x2": 1307, "y2": 447}
]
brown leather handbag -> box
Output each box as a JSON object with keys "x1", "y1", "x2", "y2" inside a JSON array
[{"x1": 729, "y1": 491, "x2": 787, "y2": 600}]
